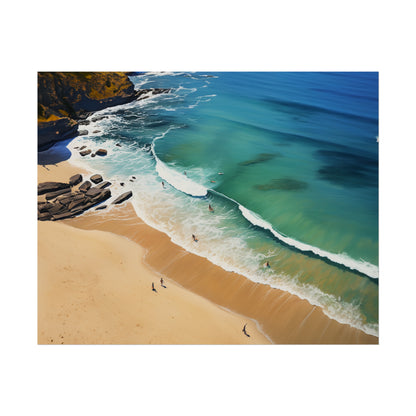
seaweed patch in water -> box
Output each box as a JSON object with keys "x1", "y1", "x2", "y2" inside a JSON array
[
  {"x1": 238, "y1": 152, "x2": 281, "y2": 166},
  {"x1": 254, "y1": 177, "x2": 308, "y2": 191}
]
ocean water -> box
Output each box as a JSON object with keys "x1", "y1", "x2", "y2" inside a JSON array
[{"x1": 64, "y1": 72, "x2": 379, "y2": 336}]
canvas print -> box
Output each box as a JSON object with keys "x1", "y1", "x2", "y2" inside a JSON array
[{"x1": 38, "y1": 72, "x2": 378, "y2": 344}]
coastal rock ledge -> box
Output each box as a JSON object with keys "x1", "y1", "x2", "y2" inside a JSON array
[{"x1": 38, "y1": 173, "x2": 133, "y2": 221}]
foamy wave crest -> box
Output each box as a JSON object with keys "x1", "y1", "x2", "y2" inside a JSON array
[
  {"x1": 154, "y1": 156, "x2": 208, "y2": 197},
  {"x1": 238, "y1": 205, "x2": 379, "y2": 279}
]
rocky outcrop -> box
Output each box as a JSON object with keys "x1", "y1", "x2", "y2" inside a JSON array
[
  {"x1": 38, "y1": 72, "x2": 171, "y2": 150},
  {"x1": 38, "y1": 172, "x2": 113, "y2": 221},
  {"x1": 38, "y1": 117, "x2": 79, "y2": 150},
  {"x1": 38, "y1": 181, "x2": 70, "y2": 195},
  {"x1": 44, "y1": 188, "x2": 72, "y2": 200}
]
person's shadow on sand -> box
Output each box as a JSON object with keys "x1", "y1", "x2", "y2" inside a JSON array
[{"x1": 242, "y1": 324, "x2": 250, "y2": 337}]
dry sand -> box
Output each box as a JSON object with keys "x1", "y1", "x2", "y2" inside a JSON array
[{"x1": 38, "y1": 161, "x2": 378, "y2": 344}]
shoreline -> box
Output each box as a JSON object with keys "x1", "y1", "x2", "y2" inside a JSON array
[
  {"x1": 38, "y1": 159, "x2": 378, "y2": 344},
  {"x1": 67, "y1": 202, "x2": 378, "y2": 344}
]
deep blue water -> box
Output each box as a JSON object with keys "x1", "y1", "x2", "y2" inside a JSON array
[{"x1": 62, "y1": 72, "x2": 379, "y2": 336}]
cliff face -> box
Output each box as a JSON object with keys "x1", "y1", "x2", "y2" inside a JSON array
[{"x1": 38, "y1": 72, "x2": 138, "y2": 149}]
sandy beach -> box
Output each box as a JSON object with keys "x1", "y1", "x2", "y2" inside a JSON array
[
  {"x1": 38, "y1": 162, "x2": 270, "y2": 344},
  {"x1": 38, "y1": 161, "x2": 378, "y2": 344}
]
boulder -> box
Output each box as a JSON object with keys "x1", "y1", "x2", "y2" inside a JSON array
[
  {"x1": 91, "y1": 115, "x2": 108, "y2": 122},
  {"x1": 93, "y1": 130, "x2": 101, "y2": 134},
  {"x1": 85, "y1": 187, "x2": 111, "y2": 204},
  {"x1": 90, "y1": 174, "x2": 103, "y2": 184},
  {"x1": 79, "y1": 149, "x2": 91, "y2": 156},
  {"x1": 38, "y1": 212, "x2": 53, "y2": 221},
  {"x1": 79, "y1": 181, "x2": 92, "y2": 193},
  {"x1": 69, "y1": 208, "x2": 85, "y2": 216},
  {"x1": 38, "y1": 181, "x2": 70, "y2": 196},
  {"x1": 55, "y1": 194, "x2": 75, "y2": 206},
  {"x1": 96, "y1": 181, "x2": 111, "y2": 189},
  {"x1": 69, "y1": 173, "x2": 83, "y2": 187},
  {"x1": 38, "y1": 202, "x2": 54, "y2": 213},
  {"x1": 45, "y1": 188, "x2": 72, "y2": 200},
  {"x1": 85, "y1": 187, "x2": 103, "y2": 198},
  {"x1": 95, "y1": 205, "x2": 107, "y2": 210},
  {"x1": 68, "y1": 197, "x2": 86, "y2": 211},
  {"x1": 78, "y1": 120, "x2": 90, "y2": 126},
  {"x1": 48, "y1": 203, "x2": 67, "y2": 215},
  {"x1": 96, "y1": 148, "x2": 107, "y2": 156},
  {"x1": 112, "y1": 191, "x2": 133, "y2": 204},
  {"x1": 79, "y1": 145, "x2": 87, "y2": 150},
  {"x1": 52, "y1": 211, "x2": 75, "y2": 221},
  {"x1": 91, "y1": 153, "x2": 96, "y2": 157},
  {"x1": 78, "y1": 129, "x2": 88, "y2": 136},
  {"x1": 91, "y1": 189, "x2": 111, "y2": 203}
]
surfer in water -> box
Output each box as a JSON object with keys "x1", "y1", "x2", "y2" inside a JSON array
[
  {"x1": 161, "y1": 181, "x2": 165, "y2": 188},
  {"x1": 184, "y1": 171, "x2": 187, "y2": 176},
  {"x1": 264, "y1": 261, "x2": 270, "y2": 268},
  {"x1": 192, "y1": 234, "x2": 198, "y2": 242},
  {"x1": 208, "y1": 204, "x2": 214, "y2": 212}
]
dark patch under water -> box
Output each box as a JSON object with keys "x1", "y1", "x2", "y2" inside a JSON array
[
  {"x1": 316, "y1": 149, "x2": 378, "y2": 188},
  {"x1": 264, "y1": 97, "x2": 378, "y2": 125},
  {"x1": 238, "y1": 152, "x2": 282, "y2": 166},
  {"x1": 254, "y1": 177, "x2": 308, "y2": 191}
]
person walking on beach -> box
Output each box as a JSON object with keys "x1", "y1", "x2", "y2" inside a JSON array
[
  {"x1": 160, "y1": 277, "x2": 164, "y2": 287},
  {"x1": 162, "y1": 181, "x2": 165, "y2": 188},
  {"x1": 242, "y1": 323, "x2": 250, "y2": 337},
  {"x1": 152, "y1": 282, "x2": 156, "y2": 292},
  {"x1": 192, "y1": 234, "x2": 198, "y2": 242}
]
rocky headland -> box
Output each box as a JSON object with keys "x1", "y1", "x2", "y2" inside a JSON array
[{"x1": 38, "y1": 72, "x2": 169, "y2": 150}]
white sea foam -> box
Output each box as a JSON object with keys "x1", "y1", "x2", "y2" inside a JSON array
[
  {"x1": 153, "y1": 156, "x2": 208, "y2": 197},
  {"x1": 238, "y1": 205, "x2": 379, "y2": 279}
]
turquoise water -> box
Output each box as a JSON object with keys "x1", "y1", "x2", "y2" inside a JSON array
[{"x1": 63, "y1": 72, "x2": 378, "y2": 336}]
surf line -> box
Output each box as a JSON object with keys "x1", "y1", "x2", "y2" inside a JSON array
[
  {"x1": 150, "y1": 129, "x2": 378, "y2": 280},
  {"x1": 150, "y1": 127, "x2": 208, "y2": 197},
  {"x1": 207, "y1": 189, "x2": 378, "y2": 280}
]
